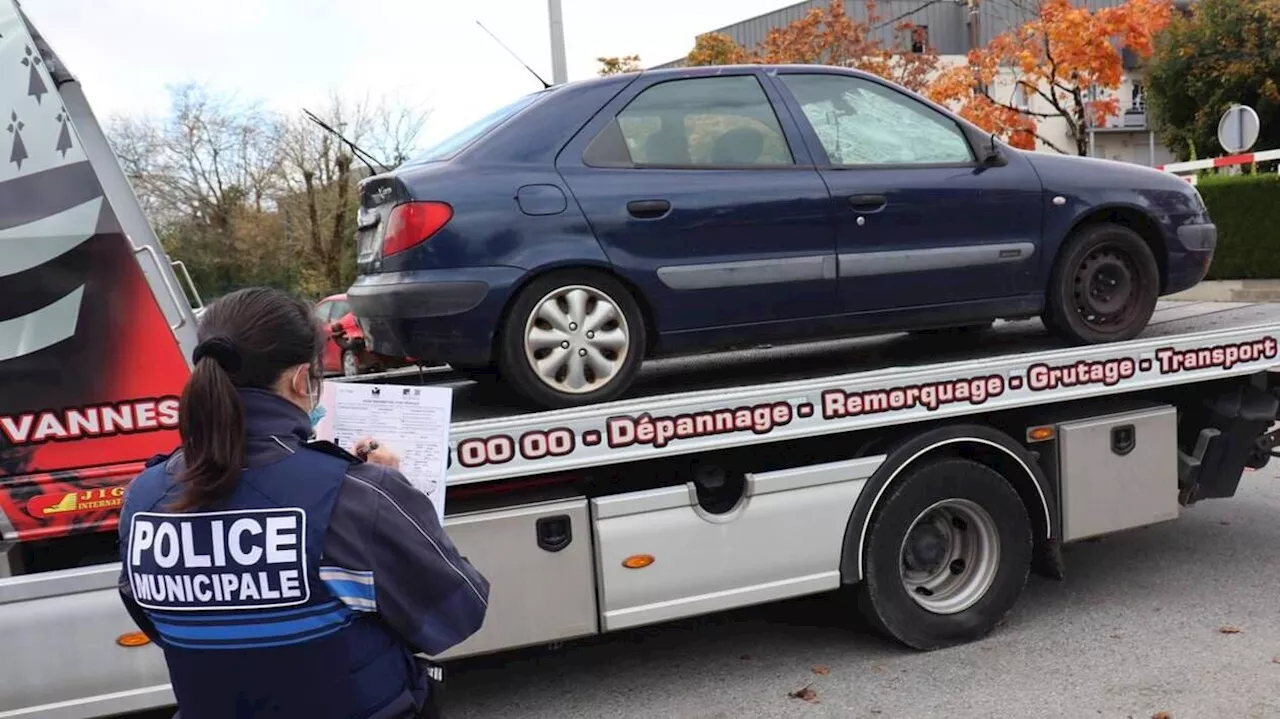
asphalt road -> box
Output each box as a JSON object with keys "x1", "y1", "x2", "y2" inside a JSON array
[{"x1": 440, "y1": 462, "x2": 1280, "y2": 719}]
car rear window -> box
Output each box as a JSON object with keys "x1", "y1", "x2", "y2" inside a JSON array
[{"x1": 401, "y1": 91, "x2": 547, "y2": 167}]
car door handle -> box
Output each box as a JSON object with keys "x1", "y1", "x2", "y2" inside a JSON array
[
  {"x1": 627, "y1": 199, "x2": 671, "y2": 219},
  {"x1": 848, "y1": 194, "x2": 887, "y2": 213}
]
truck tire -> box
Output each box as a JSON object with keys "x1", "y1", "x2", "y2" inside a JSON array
[
  {"x1": 857, "y1": 457, "x2": 1031, "y2": 650},
  {"x1": 1043, "y1": 222, "x2": 1159, "y2": 344},
  {"x1": 498, "y1": 269, "x2": 646, "y2": 409}
]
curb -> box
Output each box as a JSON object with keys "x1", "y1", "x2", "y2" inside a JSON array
[{"x1": 1167, "y1": 280, "x2": 1280, "y2": 303}]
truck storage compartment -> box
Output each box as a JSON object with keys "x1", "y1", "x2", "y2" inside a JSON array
[
  {"x1": 433, "y1": 497, "x2": 597, "y2": 660},
  {"x1": 590, "y1": 455, "x2": 884, "y2": 632},
  {"x1": 1057, "y1": 405, "x2": 1179, "y2": 542}
]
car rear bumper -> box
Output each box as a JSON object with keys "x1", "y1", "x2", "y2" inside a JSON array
[
  {"x1": 347, "y1": 267, "x2": 524, "y2": 366},
  {"x1": 1163, "y1": 222, "x2": 1217, "y2": 296}
]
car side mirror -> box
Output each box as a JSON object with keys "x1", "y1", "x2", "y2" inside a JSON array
[
  {"x1": 981, "y1": 137, "x2": 1008, "y2": 168},
  {"x1": 329, "y1": 321, "x2": 344, "y2": 334}
]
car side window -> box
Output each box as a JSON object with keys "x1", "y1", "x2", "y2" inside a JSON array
[
  {"x1": 314, "y1": 302, "x2": 333, "y2": 323},
  {"x1": 332, "y1": 301, "x2": 351, "y2": 319},
  {"x1": 583, "y1": 75, "x2": 794, "y2": 168},
  {"x1": 778, "y1": 74, "x2": 974, "y2": 166}
]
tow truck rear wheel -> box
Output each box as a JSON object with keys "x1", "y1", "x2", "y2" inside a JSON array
[
  {"x1": 1044, "y1": 222, "x2": 1159, "y2": 344},
  {"x1": 498, "y1": 269, "x2": 647, "y2": 409},
  {"x1": 857, "y1": 457, "x2": 1031, "y2": 650}
]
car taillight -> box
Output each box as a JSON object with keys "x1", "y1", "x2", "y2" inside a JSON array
[{"x1": 382, "y1": 201, "x2": 453, "y2": 257}]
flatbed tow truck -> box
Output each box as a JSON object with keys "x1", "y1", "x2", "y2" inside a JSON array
[{"x1": 4, "y1": 3, "x2": 1280, "y2": 717}]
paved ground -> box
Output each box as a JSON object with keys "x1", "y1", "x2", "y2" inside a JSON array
[
  {"x1": 1169, "y1": 279, "x2": 1280, "y2": 303},
  {"x1": 443, "y1": 463, "x2": 1280, "y2": 719}
]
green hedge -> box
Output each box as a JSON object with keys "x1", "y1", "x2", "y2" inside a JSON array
[{"x1": 1197, "y1": 174, "x2": 1280, "y2": 280}]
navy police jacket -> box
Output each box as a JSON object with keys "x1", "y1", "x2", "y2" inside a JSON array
[{"x1": 116, "y1": 388, "x2": 490, "y2": 718}]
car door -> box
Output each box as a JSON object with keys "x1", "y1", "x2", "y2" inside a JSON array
[
  {"x1": 769, "y1": 71, "x2": 1045, "y2": 314},
  {"x1": 313, "y1": 299, "x2": 342, "y2": 372},
  {"x1": 556, "y1": 71, "x2": 836, "y2": 340}
]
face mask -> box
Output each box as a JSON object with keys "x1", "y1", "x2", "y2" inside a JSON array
[{"x1": 296, "y1": 364, "x2": 326, "y2": 427}]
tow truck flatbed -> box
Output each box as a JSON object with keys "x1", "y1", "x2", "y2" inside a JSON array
[{"x1": 339, "y1": 300, "x2": 1280, "y2": 486}]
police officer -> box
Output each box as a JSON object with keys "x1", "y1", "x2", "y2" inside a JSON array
[{"x1": 116, "y1": 287, "x2": 489, "y2": 718}]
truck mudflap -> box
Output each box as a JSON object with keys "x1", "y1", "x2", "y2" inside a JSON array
[
  {"x1": 1177, "y1": 374, "x2": 1280, "y2": 505},
  {"x1": 0, "y1": 3, "x2": 193, "y2": 546}
]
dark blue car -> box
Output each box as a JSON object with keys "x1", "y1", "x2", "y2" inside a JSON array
[{"x1": 347, "y1": 64, "x2": 1216, "y2": 409}]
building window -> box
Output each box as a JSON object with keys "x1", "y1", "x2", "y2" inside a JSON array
[
  {"x1": 1130, "y1": 81, "x2": 1146, "y2": 112},
  {"x1": 911, "y1": 26, "x2": 929, "y2": 53},
  {"x1": 1013, "y1": 81, "x2": 1029, "y2": 110}
]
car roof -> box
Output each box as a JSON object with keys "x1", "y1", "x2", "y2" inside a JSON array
[
  {"x1": 632, "y1": 63, "x2": 876, "y2": 82},
  {"x1": 319, "y1": 293, "x2": 348, "y2": 303}
]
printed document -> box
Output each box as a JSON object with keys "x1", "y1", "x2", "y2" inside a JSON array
[{"x1": 314, "y1": 382, "x2": 453, "y2": 522}]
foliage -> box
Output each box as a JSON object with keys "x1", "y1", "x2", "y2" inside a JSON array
[
  {"x1": 686, "y1": 33, "x2": 753, "y2": 67},
  {"x1": 1196, "y1": 173, "x2": 1280, "y2": 280},
  {"x1": 683, "y1": 0, "x2": 939, "y2": 94},
  {"x1": 1144, "y1": 0, "x2": 1280, "y2": 162},
  {"x1": 927, "y1": 0, "x2": 1173, "y2": 154},
  {"x1": 108, "y1": 84, "x2": 429, "y2": 300},
  {"x1": 597, "y1": 55, "x2": 642, "y2": 76}
]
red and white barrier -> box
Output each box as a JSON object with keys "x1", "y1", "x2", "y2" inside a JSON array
[{"x1": 1156, "y1": 148, "x2": 1280, "y2": 174}]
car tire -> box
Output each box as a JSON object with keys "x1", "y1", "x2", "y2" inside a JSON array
[
  {"x1": 856, "y1": 457, "x2": 1031, "y2": 650},
  {"x1": 341, "y1": 349, "x2": 362, "y2": 377},
  {"x1": 497, "y1": 269, "x2": 647, "y2": 409},
  {"x1": 1043, "y1": 222, "x2": 1159, "y2": 345}
]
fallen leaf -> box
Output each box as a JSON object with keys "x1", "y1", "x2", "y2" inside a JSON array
[
  {"x1": 812, "y1": 665, "x2": 830, "y2": 676},
  {"x1": 1271, "y1": 656, "x2": 1280, "y2": 664},
  {"x1": 739, "y1": 654, "x2": 751, "y2": 661},
  {"x1": 1220, "y1": 520, "x2": 1231, "y2": 526},
  {"x1": 1109, "y1": 633, "x2": 1123, "y2": 640},
  {"x1": 1220, "y1": 625, "x2": 1243, "y2": 634},
  {"x1": 1152, "y1": 712, "x2": 1172, "y2": 719},
  {"x1": 788, "y1": 684, "x2": 818, "y2": 703}
]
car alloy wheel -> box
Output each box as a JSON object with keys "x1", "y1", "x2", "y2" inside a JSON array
[{"x1": 522, "y1": 285, "x2": 631, "y2": 395}]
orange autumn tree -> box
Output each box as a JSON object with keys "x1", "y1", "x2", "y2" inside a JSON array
[
  {"x1": 684, "y1": 0, "x2": 939, "y2": 94},
  {"x1": 928, "y1": 0, "x2": 1174, "y2": 154},
  {"x1": 597, "y1": 55, "x2": 643, "y2": 76}
]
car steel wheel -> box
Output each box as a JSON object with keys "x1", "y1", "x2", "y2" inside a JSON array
[
  {"x1": 522, "y1": 284, "x2": 631, "y2": 395},
  {"x1": 899, "y1": 498, "x2": 1001, "y2": 615},
  {"x1": 1073, "y1": 246, "x2": 1142, "y2": 330}
]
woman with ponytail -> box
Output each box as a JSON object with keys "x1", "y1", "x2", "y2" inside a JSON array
[{"x1": 116, "y1": 287, "x2": 488, "y2": 719}]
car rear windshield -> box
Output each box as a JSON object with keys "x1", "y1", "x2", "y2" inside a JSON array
[{"x1": 401, "y1": 90, "x2": 547, "y2": 167}]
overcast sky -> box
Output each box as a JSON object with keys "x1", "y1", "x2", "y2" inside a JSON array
[{"x1": 20, "y1": 0, "x2": 791, "y2": 150}]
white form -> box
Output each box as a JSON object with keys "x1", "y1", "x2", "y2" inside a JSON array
[{"x1": 315, "y1": 381, "x2": 453, "y2": 523}]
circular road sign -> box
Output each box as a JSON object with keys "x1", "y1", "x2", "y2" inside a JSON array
[{"x1": 1218, "y1": 104, "x2": 1260, "y2": 154}]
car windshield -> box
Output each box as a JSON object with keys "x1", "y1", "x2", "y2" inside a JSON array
[{"x1": 400, "y1": 90, "x2": 547, "y2": 167}]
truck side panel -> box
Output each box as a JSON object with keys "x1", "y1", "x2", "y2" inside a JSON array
[
  {"x1": 0, "y1": 4, "x2": 193, "y2": 549},
  {"x1": 591, "y1": 456, "x2": 883, "y2": 631}
]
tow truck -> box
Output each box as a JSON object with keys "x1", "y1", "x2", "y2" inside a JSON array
[{"x1": 3, "y1": 2, "x2": 1280, "y2": 717}]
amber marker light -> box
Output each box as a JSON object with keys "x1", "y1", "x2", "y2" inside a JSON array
[
  {"x1": 622, "y1": 554, "x2": 655, "y2": 569},
  {"x1": 116, "y1": 632, "x2": 151, "y2": 647},
  {"x1": 1026, "y1": 426, "x2": 1055, "y2": 442}
]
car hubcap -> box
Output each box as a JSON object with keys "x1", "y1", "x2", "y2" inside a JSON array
[
  {"x1": 1073, "y1": 247, "x2": 1140, "y2": 329},
  {"x1": 523, "y1": 285, "x2": 630, "y2": 395},
  {"x1": 899, "y1": 498, "x2": 1000, "y2": 615}
]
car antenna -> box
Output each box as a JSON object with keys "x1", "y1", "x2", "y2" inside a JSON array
[
  {"x1": 476, "y1": 20, "x2": 552, "y2": 90},
  {"x1": 301, "y1": 108, "x2": 391, "y2": 175}
]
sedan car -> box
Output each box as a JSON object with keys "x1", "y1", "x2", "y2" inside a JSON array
[
  {"x1": 314, "y1": 292, "x2": 414, "y2": 376},
  {"x1": 347, "y1": 64, "x2": 1216, "y2": 409}
]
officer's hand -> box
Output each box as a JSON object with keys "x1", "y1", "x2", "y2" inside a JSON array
[{"x1": 354, "y1": 437, "x2": 401, "y2": 470}]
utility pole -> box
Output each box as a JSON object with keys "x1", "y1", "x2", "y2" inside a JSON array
[
  {"x1": 548, "y1": 0, "x2": 568, "y2": 85},
  {"x1": 966, "y1": 0, "x2": 981, "y2": 51}
]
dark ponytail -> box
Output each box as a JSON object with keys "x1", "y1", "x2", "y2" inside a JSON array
[{"x1": 170, "y1": 287, "x2": 322, "y2": 511}]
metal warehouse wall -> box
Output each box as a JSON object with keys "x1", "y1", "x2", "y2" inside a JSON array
[{"x1": 650, "y1": 0, "x2": 1191, "y2": 69}]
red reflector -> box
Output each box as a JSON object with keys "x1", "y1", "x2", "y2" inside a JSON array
[{"x1": 383, "y1": 202, "x2": 452, "y2": 257}]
